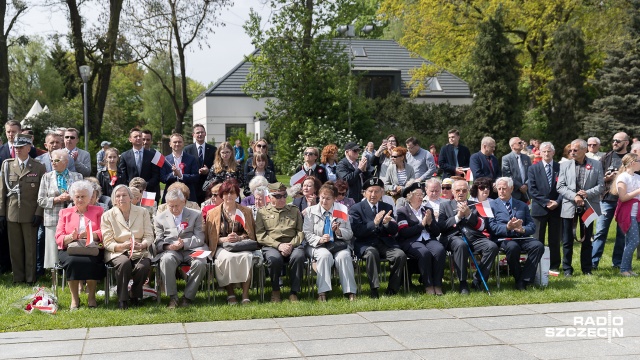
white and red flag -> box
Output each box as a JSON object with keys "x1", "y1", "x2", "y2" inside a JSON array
[
  {"x1": 234, "y1": 209, "x2": 246, "y2": 228},
  {"x1": 581, "y1": 207, "x2": 598, "y2": 227},
  {"x1": 290, "y1": 169, "x2": 307, "y2": 186},
  {"x1": 86, "y1": 221, "x2": 93, "y2": 246},
  {"x1": 332, "y1": 202, "x2": 349, "y2": 221},
  {"x1": 465, "y1": 169, "x2": 474, "y2": 182},
  {"x1": 151, "y1": 151, "x2": 165, "y2": 167},
  {"x1": 141, "y1": 191, "x2": 155, "y2": 207},
  {"x1": 475, "y1": 200, "x2": 494, "y2": 218}
]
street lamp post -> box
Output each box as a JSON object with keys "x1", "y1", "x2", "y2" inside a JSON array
[{"x1": 79, "y1": 65, "x2": 91, "y2": 151}]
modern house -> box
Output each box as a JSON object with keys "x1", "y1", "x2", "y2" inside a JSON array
[{"x1": 192, "y1": 39, "x2": 472, "y2": 144}]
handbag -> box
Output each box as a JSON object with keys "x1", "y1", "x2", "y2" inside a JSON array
[
  {"x1": 324, "y1": 240, "x2": 348, "y2": 254},
  {"x1": 221, "y1": 239, "x2": 259, "y2": 252},
  {"x1": 66, "y1": 241, "x2": 100, "y2": 256}
]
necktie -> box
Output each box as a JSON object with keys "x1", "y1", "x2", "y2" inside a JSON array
[
  {"x1": 20, "y1": 162, "x2": 24, "y2": 171},
  {"x1": 486, "y1": 156, "x2": 494, "y2": 177},
  {"x1": 372, "y1": 204, "x2": 377, "y2": 215},
  {"x1": 546, "y1": 163, "x2": 553, "y2": 187},
  {"x1": 135, "y1": 150, "x2": 142, "y2": 174},
  {"x1": 323, "y1": 212, "x2": 333, "y2": 241},
  {"x1": 198, "y1": 146, "x2": 204, "y2": 166},
  {"x1": 505, "y1": 201, "x2": 513, "y2": 218},
  {"x1": 518, "y1": 155, "x2": 526, "y2": 184},
  {"x1": 10, "y1": 146, "x2": 15, "y2": 158}
]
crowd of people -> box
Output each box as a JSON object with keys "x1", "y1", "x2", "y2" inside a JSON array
[{"x1": 0, "y1": 119, "x2": 637, "y2": 310}]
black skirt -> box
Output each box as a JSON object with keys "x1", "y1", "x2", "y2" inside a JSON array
[{"x1": 58, "y1": 249, "x2": 106, "y2": 280}]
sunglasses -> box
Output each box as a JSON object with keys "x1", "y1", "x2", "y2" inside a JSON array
[
  {"x1": 612, "y1": 139, "x2": 626, "y2": 143},
  {"x1": 256, "y1": 144, "x2": 267, "y2": 148},
  {"x1": 212, "y1": 193, "x2": 219, "y2": 197},
  {"x1": 51, "y1": 159, "x2": 63, "y2": 163},
  {"x1": 338, "y1": 192, "x2": 347, "y2": 196},
  {"x1": 390, "y1": 155, "x2": 399, "y2": 159},
  {"x1": 442, "y1": 186, "x2": 452, "y2": 190},
  {"x1": 64, "y1": 136, "x2": 76, "y2": 139},
  {"x1": 304, "y1": 152, "x2": 317, "y2": 156},
  {"x1": 477, "y1": 185, "x2": 489, "y2": 191},
  {"x1": 271, "y1": 194, "x2": 286, "y2": 199}
]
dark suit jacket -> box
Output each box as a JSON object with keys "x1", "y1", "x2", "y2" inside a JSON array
[
  {"x1": 437, "y1": 199, "x2": 490, "y2": 244},
  {"x1": 470, "y1": 151, "x2": 500, "y2": 181},
  {"x1": 336, "y1": 157, "x2": 370, "y2": 203},
  {"x1": 117, "y1": 148, "x2": 161, "y2": 194},
  {"x1": 0, "y1": 144, "x2": 37, "y2": 164},
  {"x1": 396, "y1": 204, "x2": 440, "y2": 245},
  {"x1": 501, "y1": 151, "x2": 532, "y2": 201},
  {"x1": 527, "y1": 161, "x2": 562, "y2": 217},
  {"x1": 349, "y1": 200, "x2": 399, "y2": 257},
  {"x1": 160, "y1": 152, "x2": 199, "y2": 203},
  {"x1": 488, "y1": 197, "x2": 536, "y2": 240},
  {"x1": 184, "y1": 142, "x2": 216, "y2": 204},
  {"x1": 292, "y1": 196, "x2": 318, "y2": 213},
  {"x1": 438, "y1": 143, "x2": 470, "y2": 178}
]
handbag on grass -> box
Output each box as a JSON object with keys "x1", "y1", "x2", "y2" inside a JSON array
[
  {"x1": 66, "y1": 241, "x2": 100, "y2": 256},
  {"x1": 221, "y1": 239, "x2": 259, "y2": 252}
]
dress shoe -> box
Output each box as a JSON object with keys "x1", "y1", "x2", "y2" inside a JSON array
[
  {"x1": 564, "y1": 271, "x2": 573, "y2": 277},
  {"x1": 385, "y1": 288, "x2": 398, "y2": 296},
  {"x1": 180, "y1": 297, "x2": 192, "y2": 307},
  {"x1": 348, "y1": 293, "x2": 356, "y2": 301},
  {"x1": 289, "y1": 293, "x2": 299, "y2": 302},
  {"x1": 370, "y1": 288, "x2": 379, "y2": 299},
  {"x1": 471, "y1": 280, "x2": 483, "y2": 291},
  {"x1": 515, "y1": 281, "x2": 527, "y2": 291},
  {"x1": 270, "y1": 291, "x2": 281, "y2": 303},
  {"x1": 118, "y1": 301, "x2": 128, "y2": 310},
  {"x1": 434, "y1": 287, "x2": 443, "y2": 296},
  {"x1": 167, "y1": 297, "x2": 179, "y2": 309},
  {"x1": 459, "y1": 282, "x2": 470, "y2": 295},
  {"x1": 129, "y1": 297, "x2": 139, "y2": 307},
  {"x1": 426, "y1": 286, "x2": 436, "y2": 295}
]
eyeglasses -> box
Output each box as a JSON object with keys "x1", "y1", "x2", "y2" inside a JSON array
[
  {"x1": 338, "y1": 192, "x2": 346, "y2": 196},
  {"x1": 256, "y1": 144, "x2": 267, "y2": 148},
  {"x1": 64, "y1": 136, "x2": 76, "y2": 139},
  {"x1": 442, "y1": 186, "x2": 452, "y2": 190},
  {"x1": 568, "y1": 149, "x2": 580, "y2": 153},
  {"x1": 587, "y1": 144, "x2": 598, "y2": 147},
  {"x1": 212, "y1": 193, "x2": 219, "y2": 197},
  {"x1": 613, "y1": 139, "x2": 626, "y2": 143},
  {"x1": 271, "y1": 194, "x2": 286, "y2": 199},
  {"x1": 390, "y1": 155, "x2": 399, "y2": 159},
  {"x1": 477, "y1": 185, "x2": 489, "y2": 191},
  {"x1": 454, "y1": 189, "x2": 469, "y2": 193},
  {"x1": 304, "y1": 152, "x2": 317, "y2": 156},
  {"x1": 51, "y1": 159, "x2": 63, "y2": 163}
]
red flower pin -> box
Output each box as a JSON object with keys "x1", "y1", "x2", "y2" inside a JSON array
[{"x1": 586, "y1": 164, "x2": 592, "y2": 170}]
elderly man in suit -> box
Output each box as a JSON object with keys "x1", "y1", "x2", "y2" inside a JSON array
[
  {"x1": 438, "y1": 129, "x2": 471, "y2": 179},
  {"x1": 528, "y1": 142, "x2": 562, "y2": 270},
  {"x1": 184, "y1": 124, "x2": 216, "y2": 205},
  {"x1": 153, "y1": 188, "x2": 208, "y2": 308},
  {"x1": 336, "y1": 142, "x2": 370, "y2": 203},
  {"x1": 118, "y1": 128, "x2": 161, "y2": 203},
  {"x1": 502, "y1": 137, "x2": 532, "y2": 202},
  {"x1": 0, "y1": 134, "x2": 46, "y2": 284},
  {"x1": 438, "y1": 179, "x2": 499, "y2": 294},
  {"x1": 470, "y1": 136, "x2": 500, "y2": 183},
  {"x1": 350, "y1": 178, "x2": 405, "y2": 298},
  {"x1": 63, "y1": 128, "x2": 91, "y2": 177},
  {"x1": 557, "y1": 139, "x2": 604, "y2": 277},
  {"x1": 160, "y1": 133, "x2": 199, "y2": 203},
  {"x1": 489, "y1": 177, "x2": 543, "y2": 290}
]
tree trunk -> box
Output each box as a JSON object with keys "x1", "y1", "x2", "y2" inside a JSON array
[{"x1": 0, "y1": 2, "x2": 27, "y2": 122}]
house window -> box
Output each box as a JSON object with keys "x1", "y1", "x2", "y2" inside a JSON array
[
  {"x1": 358, "y1": 75, "x2": 397, "y2": 98},
  {"x1": 225, "y1": 124, "x2": 246, "y2": 141}
]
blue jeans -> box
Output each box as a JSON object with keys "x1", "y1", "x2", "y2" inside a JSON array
[
  {"x1": 621, "y1": 220, "x2": 640, "y2": 273},
  {"x1": 591, "y1": 200, "x2": 625, "y2": 268}
]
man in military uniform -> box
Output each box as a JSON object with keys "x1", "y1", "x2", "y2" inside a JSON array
[
  {"x1": 255, "y1": 182, "x2": 305, "y2": 302},
  {"x1": 0, "y1": 134, "x2": 45, "y2": 284}
]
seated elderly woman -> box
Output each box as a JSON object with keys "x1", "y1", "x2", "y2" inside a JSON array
[
  {"x1": 206, "y1": 179, "x2": 256, "y2": 305},
  {"x1": 334, "y1": 179, "x2": 355, "y2": 209},
  {"x1": 157, "y1": 182, "x2": 200, "y2": 213},
  {"x1": 293, "y1": 176, "x2": 322, "y2": 215},
  {"x1": 38, "y1": 149, "x2": 82, "y2": 271},
  {"x1": 201, "y1": 183, "x2": 223, "y2": 220},
  {"x1": 303, "y1": 182, "x2": 356, "y2": 301},
  {"x1": 469, "y1": 177, "x2": 493, "y2": 203},
  {"x1": 154, "y1": 188, "x2": 208, "y2": 308},
  {"x1": 101, "y1": 184, "x2": 153, "y2": 309},
  {"x1": 85, "y1": 176, "x2": 111, "y2": 211},
  {"x1": 249, "y1": 185, "x2": 269, "y2": 219},
  {"x1": 55, "y1": 180, "x2": 105, "y2": 310},
  {"x1": 396, "y1": 183, "x2": 444, "y2": 296},
  {"x1": 241, "y1": 175, "x2": 268, "y2": 206}
]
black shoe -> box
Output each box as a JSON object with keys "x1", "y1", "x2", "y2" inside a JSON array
[
  {"x1": 515, "y1": 281, "x2": 527, "y2": 291},
  {"x1": 129, "y1": 297, "x2": 139, "y2": 307},
  {"x1": 384, "y1": 288, "x2": 398, "y2": 296},
  {"x1": 459, "y1": 282, "x2": 470, "y2": 295},
  {"x1": 471, "y1": 280, "x2": 483, "y2": 291},
  {"x1": 564, "y1": 271, "x2": 573, "y2": 277},
  {"x1": 118, "y1": 301, "x2": 128, "y2": 310},
  {"x1": 370, "y1": 288, "x2": 379, "y2": 299},
  {"x1": 583, "y1": 272, "x2": 593, "y2": 276}
]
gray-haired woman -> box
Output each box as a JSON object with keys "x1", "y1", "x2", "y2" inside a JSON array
[{"x1": 38, "y1": 149, "x2": 82, "y2": 270}]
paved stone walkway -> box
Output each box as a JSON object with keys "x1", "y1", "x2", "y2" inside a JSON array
[{"x1": 0, "y1": 298, "x2": 638, "y2": 359}]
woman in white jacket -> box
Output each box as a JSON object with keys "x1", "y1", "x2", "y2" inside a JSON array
[{"x1": 303, "y1": 182, "x2": 356, "y2": 301}]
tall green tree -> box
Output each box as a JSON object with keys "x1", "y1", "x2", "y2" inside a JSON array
[
  {"x1": 243, "y1": 0, "x2": 377, "y2": 172},
  {"x1": 1, "y1": 0, "x2": 28, "y2": 121},
  {"x1": 465, "y1": 10, "x2": 521, "y2": 156},
  {"x1": 586, "y1": 0, "x2": 640, "y2": 138},
  {"x1": 546, "y1": 24, "x2": 590, "y2": 147},
  {"x1": 101, "y1": 63, "x2": 144, "y2": 139}
]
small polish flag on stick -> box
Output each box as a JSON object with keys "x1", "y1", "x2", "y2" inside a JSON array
[
  {"x1": 332, "y1": 202, "x2": 349, "y2": 221},
  {"x1": 151, "y1": 151, "x2": 165, "y2": 167},
  {"x1": 129, "y1": 234, "x2": 135, "y2": 258},
  {"x1": 581, "y1": 206, "x2": 598, "y2": 227},
  {"x1": 86, "y1": 221, "x2": 93, "y2": 246},
  {"x1": 465, "y1": 169, "x2": 474, "y2": 182},
  {"x1": 475, "y1": 200, "x2": 494, "y2": 218},
  {"x1": 141, "y1": 191, "x2": 155, "y2": 207},
  {"x1": 234, "y1": 209, "x2": 246, "y2": 228},
  {"x1": 549, "y1": 270, "x2": 559, "y2": 277},
  {"x1": 290, "y1": 169, "x2": 307, "y2": 186},
  {"x1": 190, "y1": 250, "x2": 212, "y2": 259}
]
